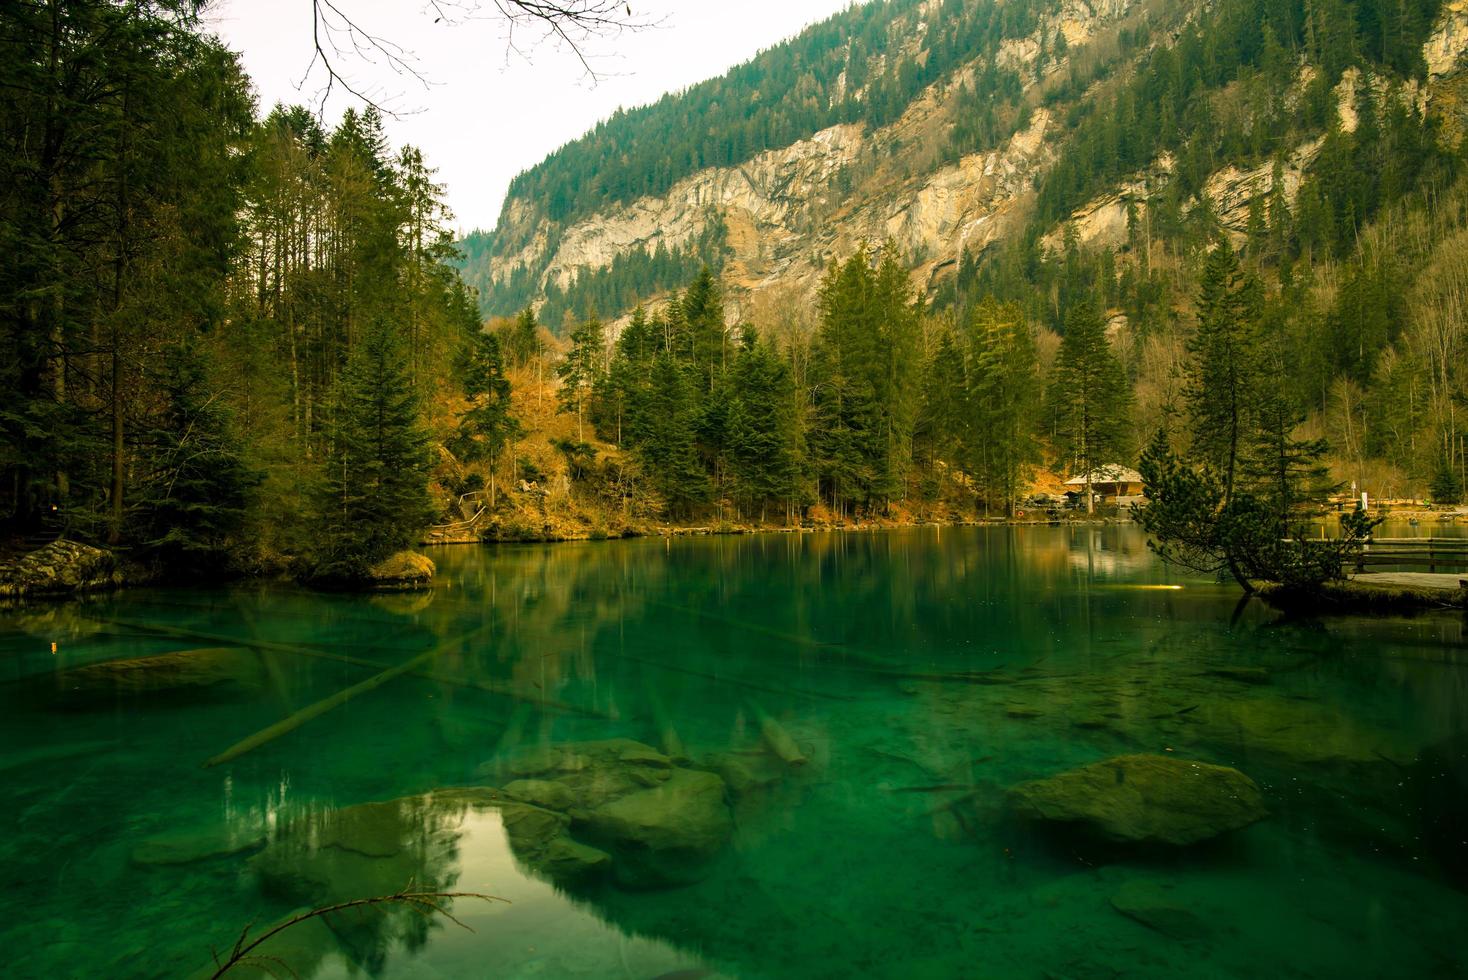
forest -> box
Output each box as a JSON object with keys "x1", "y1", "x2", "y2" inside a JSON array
[
  {"x1": 0, "y1": 1, "x2": 478, "y2": 582},
  {"x1": 2, "y1": 0, "x2": 1466, "y2": 586},
  {"x1": 468, "y1": 0, "x2": 1468, "y2": 521}
]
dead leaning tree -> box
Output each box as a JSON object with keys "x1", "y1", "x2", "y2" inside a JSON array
[{"x1": 305, "y1": 0, "x2": 654, "y2": 113}]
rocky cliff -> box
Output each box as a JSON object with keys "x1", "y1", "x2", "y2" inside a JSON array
[{"x1": 462, "y1": 0, "x2": 1468, "y2": 327}]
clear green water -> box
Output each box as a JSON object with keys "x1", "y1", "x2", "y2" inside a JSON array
[{"x1": 1, "y1": 526, "x2": 1466, "y2": 979}]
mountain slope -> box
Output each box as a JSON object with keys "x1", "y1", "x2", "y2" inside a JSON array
[{"x1": 456, "y1": 0, "x2": 1466, "y2": 330}]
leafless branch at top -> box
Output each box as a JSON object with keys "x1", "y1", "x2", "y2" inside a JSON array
[{"x1": 303, "y1": 0, "x2": 654, "y2": 117}]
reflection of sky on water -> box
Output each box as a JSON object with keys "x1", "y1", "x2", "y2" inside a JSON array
[{"x1": 292, "y1": 808, "x2": 718, "y2": 980}]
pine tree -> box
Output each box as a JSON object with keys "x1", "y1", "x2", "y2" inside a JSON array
[
  {"x1": 557, "y1": 312, "x2": 605, "y2": 442},
  {"x1": 966, "y1": 297, "x2": 1040, "y2": 515},
  {"x1": 313, "y1": 322, "x2": 434, "y2": 581},
  {"x1": 1186, "y1": 240, "x2": 1258, "y2": 499},
  {"x1": 726, "y1": 332, "x2": 802, "y2": 520},
  {"x1": 505, "y1": 306, "x2": 544, "y2": 369},
  {"x1": 915, "y1": 330, "x2": 967, "y2": 496},
  {"x1": 1048, "y1": 301, "x2": 1133, "y2": 513},
  {"x1": 133, "y1": 342, "x2": 262, "y2": 577},
  {"x1": 676, "y1": 266, "x2": 729, "y2": 393},
  {"x1": 454, "y1": 328, "x2": 519, "y2": 506},
  {"x1": 639, "y1": 352, "x2": 708, "y2": 516},
  {"x1": 594, "y1": 305, "x2": 656, "y2": 446}
]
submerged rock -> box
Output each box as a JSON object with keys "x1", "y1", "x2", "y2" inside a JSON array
[
  {"x1": 583, "y1": 769, "x2": 732, "y2": 886},
  {"x1": 1202, "y1": 666, "x2": 1271, "y2": 685},
  {"x1": 0, "y1": 540, "x2": 120, "y2": 600},
  {"x1": 1197, "y1": 697, "x2": 1415, "y2": 765},
  {"x1": 363, "y1": 551, "x2": 435, "y2": 592},
  {"x1": 1110, "y1": 879, "x2": 1212, "y2": 940},
  {"x1": 131, "y1": 826, "x2": 265, "y2": 866},
  {"x1": 53, "y1": 647, "x2": 263, "y2": 704},
  {"x1": 707, "y1": 750, "x2": 787, "y2": 798},
  {"x1": 1008, "y1": 754, "x2": 1268, "y2": 847},
  {"x1": 488, "y1": 738, "x2": 735, "y2": 887}
]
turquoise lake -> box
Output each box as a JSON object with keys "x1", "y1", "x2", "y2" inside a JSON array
[{"x1": 1, "y1": 525, "x2": 1465, "y2": 978}]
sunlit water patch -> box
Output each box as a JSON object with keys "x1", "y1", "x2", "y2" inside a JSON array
[{"x1": 0, "y1": 526, "x2": 1465, "y2": 978}]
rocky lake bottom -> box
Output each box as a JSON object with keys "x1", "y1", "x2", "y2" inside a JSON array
[{"x1": 0, "y1": 525, "x2": 1465, "y2": 978}]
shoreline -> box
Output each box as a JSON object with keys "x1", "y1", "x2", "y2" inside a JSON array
[{"x1": 421, "y1": 513, "x2": 1136, "y2": 547}]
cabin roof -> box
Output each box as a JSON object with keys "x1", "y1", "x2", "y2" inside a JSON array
[{"x1": 1064, "y1": 465, "x2": 1144, "y2": 487}]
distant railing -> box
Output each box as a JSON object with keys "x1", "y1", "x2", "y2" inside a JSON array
[{"x1": 1356, "y1": 537, "x2": 1468, "y2": 573}]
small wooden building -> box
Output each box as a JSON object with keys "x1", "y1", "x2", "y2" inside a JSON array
[{"x1": 1065, "y1": 465, "x2": 1145, "y2": 502}]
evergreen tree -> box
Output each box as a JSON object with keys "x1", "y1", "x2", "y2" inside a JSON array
[
  {"x1": 1186, "y1": 240, "x2": 1258, "y2": 498},
  {"x1": 638, "y1": 352, "x2": 708, "y2": 516},
  {"x1": 132, "y1": 342, "x2": 261, "y2": 577},
  {"x1": 505, "y1": 306, "x2": 544, "y2": 369},
  {"x1": 675, "y1": 266, "x2": 729, "y2": 393},
  {"x1": 915, "y1": 330, "x2": 967, "y2": 496},
  {"x1": 1048, "y1": 301, "x2": 1133, "y2": 513},
  {"x1": 726, "y1": 333, "x2": 803, "y2": 520},
  {"x1": 594, "y1": 305, "x2": 657, "y2": 446},
  {"x1": 965, "y1": 297, "x2": 1040, "y2": 515},
  {"x1": 557, "y1": 312, "x2": 605, "y2": 441},
  {"x1": 454, "y1": 329, "x2": 519, "y2": 506},
  {"x1": 313, "y1": 323, "x2": 434, "y2": 580}
]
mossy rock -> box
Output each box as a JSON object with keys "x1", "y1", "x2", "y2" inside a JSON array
[
  {"x1": 1110, "y1": 879, "x2": 1213, "y2": 940},
  {"x1": 362, "y1": 551, "x2": 435, "y2": 592},
  {"x1": 131, "y1": 826, "x2": 265, "y2": 867},
  {"x1": 53, "y1": 647, "x2": 263, "y2": 705},
  {"x1": 582, "y1": 768, "x2": 733, "y2": 887},
  {"x1": 1009, "y1": 754, "x2": 1268, "y2": 847},
  {"x1": 1196, "y1": 697, "x2": 1416, "y2": 765},
  {"x1": 0, "y1": 540, "x2": 120, "y2": 599},
  {"x1": 487, "y1": 739, "x2": 735, "y2": 888}
]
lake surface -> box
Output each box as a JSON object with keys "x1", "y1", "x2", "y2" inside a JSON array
[{"x1": 1, "y1": 526, "x2": 1465, "y2": 979}]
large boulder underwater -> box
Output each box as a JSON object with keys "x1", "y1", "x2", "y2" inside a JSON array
[
  {"x1": 489, "y1": 738, "x2": 737, "y2": 888},
  {"x1": 1008, "y1": 754, "x2": 1269, "y2": 848},
  {"x1": 41, "y1": 646, "x2": 265, "y2": 708}
]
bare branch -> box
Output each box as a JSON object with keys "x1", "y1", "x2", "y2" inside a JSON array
[
  {"x1": 302, "y1": 0, "x2": 653, "y2": 117},
  {"x1": 209, "y1": 885, "x2": 508, "y2": 979}
]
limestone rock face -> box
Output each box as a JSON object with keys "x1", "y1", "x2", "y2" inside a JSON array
[
  {"x1": 1427, "y1": 0, "x2": 1468, "y2": 81},
  {"x1": 363, "y1": 551, "x2": 435, "y2": 592},
  {"x1": 1008, "y1": 754, "x2": 1268, "y2": 846},
  {"x1": 0, "y1": 540, "x2": 120, "y2": 599},
  {"x1": 477, "y1": 2, "x2": 1468, "y2": 330}
]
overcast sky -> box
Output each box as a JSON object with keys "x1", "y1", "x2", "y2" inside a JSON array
[{"x1": 206, "y1": 1, "x2": 853, "y2": 235}]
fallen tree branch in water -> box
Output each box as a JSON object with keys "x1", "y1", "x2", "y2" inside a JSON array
[
  {"x1": 209, "y1": 880, "x2": 506, "y2": 978},
  {"x1": 746, "y1": 698, "x2": 807, "y2": 767},
  {"x1": 202, "y1": 624, "x2": 495, "y2": 767},
  {"x1": 95, "y1": 615, "x2": 608, "y2": 719}
]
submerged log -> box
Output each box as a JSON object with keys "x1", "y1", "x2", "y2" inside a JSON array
[
  {"x1": 745, "y1": 698, "x2": 807, "y2": 767},
  {"x1": 203, "y1": 624, "x2": 495, "y2": 767},
  {"x1": 98, "y1": 616, "x2": 606, "y2": 718},
  {"x1": 644, "y1": 682, "x2": 688, "y2": 761}
]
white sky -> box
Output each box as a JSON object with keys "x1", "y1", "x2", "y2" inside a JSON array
[{"x1": 207, "y1": 1, "x2": 854, "y2": 235}]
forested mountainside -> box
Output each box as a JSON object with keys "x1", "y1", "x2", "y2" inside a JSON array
[
  {"x1": 458, "y1": 0, "x2": 1453, "y2": 325},
  {"x1": 455, "y1": 0, "x2": 1468, "y2": 508}
]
